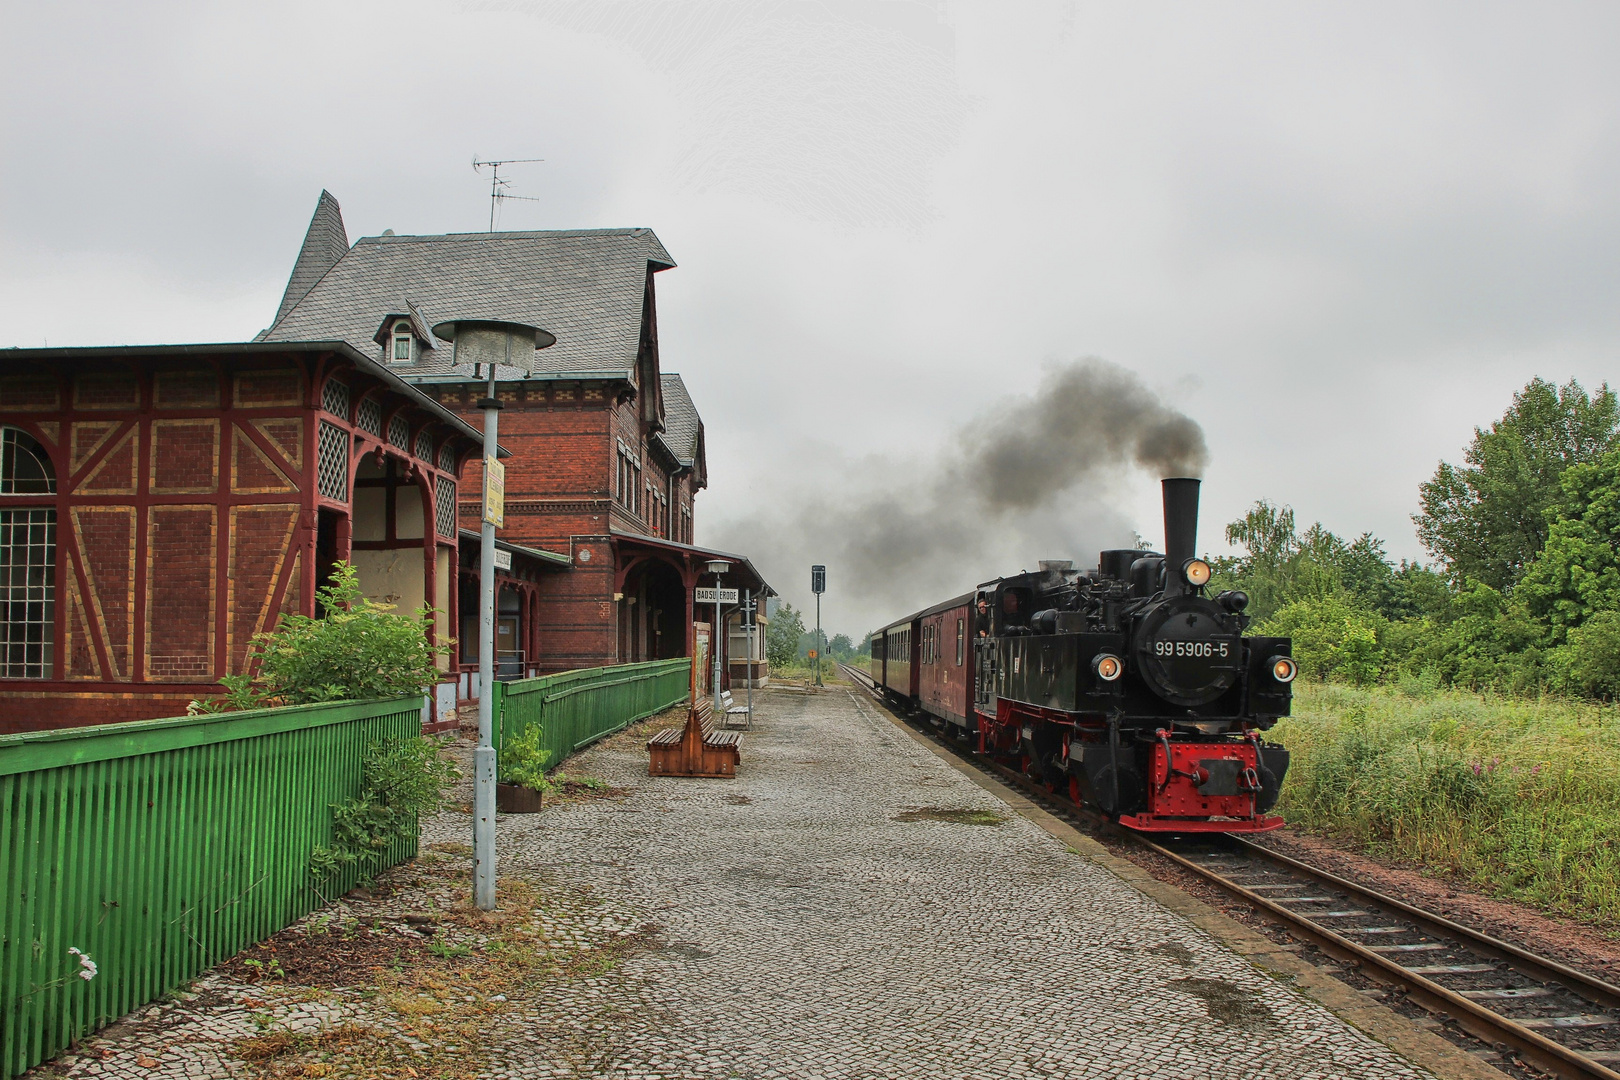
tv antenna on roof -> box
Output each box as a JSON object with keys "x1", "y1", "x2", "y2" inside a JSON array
[{"x1": 472, "y1": 156, "x2": 545, "y2": 232}]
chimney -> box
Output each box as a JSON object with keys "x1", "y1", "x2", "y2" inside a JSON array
[{"x1": 1162, "y1": 477, "x2": 1200, "y2": 597}]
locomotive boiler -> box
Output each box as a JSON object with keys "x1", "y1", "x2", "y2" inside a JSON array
[{"x1": 871, "y1": 478, "x2": 1297, "y2": 833}]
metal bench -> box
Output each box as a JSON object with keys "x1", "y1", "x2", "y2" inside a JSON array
[{"x1": 717, "y1": 689, "x2": 751, "y2": 729}]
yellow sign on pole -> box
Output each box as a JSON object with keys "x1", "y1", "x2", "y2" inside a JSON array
[{"x1": 482, "y1": 456, "x2": 505, "y2": 528}]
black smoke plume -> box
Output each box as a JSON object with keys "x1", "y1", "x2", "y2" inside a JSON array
[{"x1": 711, "y1": 359, "x2": 1207, "y2": 635}]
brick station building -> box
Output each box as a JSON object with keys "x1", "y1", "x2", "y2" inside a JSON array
[
  {"x1": 0, "y1": 192, "x2": 772, "y2": 731},
  {"x1": 0, "y1": 343, "x2": 488, "y2": 732},
  {"x1": 259, "y1": 192, "x2": 773, "y2": 685}
]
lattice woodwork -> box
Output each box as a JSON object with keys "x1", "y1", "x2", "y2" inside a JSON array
[
  {"x1": 317, "y1": 421, "x2": 349, "y2": 501},
  {"x1": 415, "y1": 430, "x2": 432, "y2": 461},
  {"x1": 435, "y1": 476, "x2": 457, "y2": 538},
  {"x1": 438, "y1": 444, "x2": 455, "y2": 472},
  {"x1": 388, "y1": 414, "x2": 409, "y2": 449},
  {"x1": 321, "y1": 378, "x2": 349, "y2": 419},
  {"x1": 356, "y1": 397, "x2": 382, "y2": 437}
]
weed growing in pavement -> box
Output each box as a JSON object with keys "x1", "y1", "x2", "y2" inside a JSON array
[
  {"x1": 894, "y1": 807, "x2": 1006, "y2": 826},
  {"x1": 553, "y1": 772, "x2": 607, "y2": 791},
  {"x1": 308, "y1": 738, "x2": 459, "y2": 890},
  {"x1": 1272, "y1": 681, "x2": 1620, "y2": 930},
  {"x1": 231, "y1": 845, "x2": 660, "y2": 1079}
]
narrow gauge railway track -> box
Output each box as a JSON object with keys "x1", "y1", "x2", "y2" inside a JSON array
[{"x1": 839, "y1": 663, "x2": 1620, "y2": 1080}]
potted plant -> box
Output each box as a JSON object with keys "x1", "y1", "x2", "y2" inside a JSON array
[{"x1": 497, "y1": 726, "x2": 552, "y2": 813}]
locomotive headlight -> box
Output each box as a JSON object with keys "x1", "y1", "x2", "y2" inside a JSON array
[
  {"x1": 1094, "y1": 653, "x2": 1123, "y2": 682},
  {"x1": 1269, "y1": 656, "x2": 1298, "y2": 683},
  {"x1": 1182, "y1": 558, "x2": 1212, "y2": 588}
]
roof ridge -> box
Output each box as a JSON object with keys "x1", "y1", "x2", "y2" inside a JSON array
[{"x1": 360, "y1": 227, "x2": 660, "y2": 243}]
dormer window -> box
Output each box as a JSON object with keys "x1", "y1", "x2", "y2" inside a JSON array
[{"x1": 390, "y1": 320, "x2": 415, "y2": 363}]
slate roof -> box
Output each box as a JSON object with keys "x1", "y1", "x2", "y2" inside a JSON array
[
  {"x1": 655, "y1": 373, "x2": 702, "y2": 468},
  {"x1": 260, "y1": 195, "x2": 675, "y2": 384},
  {"x1": 273, "y1": 190, "x2": 349, "y2": 327}
]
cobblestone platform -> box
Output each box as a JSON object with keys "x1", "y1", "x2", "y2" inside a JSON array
[
  {"x1": 422, "y1": 687, "x2": 1439, "y2": 1080},
  {"x1": 36, "y1": 689, "x2": 1449, "y2": 1078}
]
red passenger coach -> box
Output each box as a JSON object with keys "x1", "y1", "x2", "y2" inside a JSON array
[
  {"x1": 916, "y1": 594, "x2": 973, "y2": 728},
  {"x1": 874, "y1": 619, "x2": 916, "y2": 698}
]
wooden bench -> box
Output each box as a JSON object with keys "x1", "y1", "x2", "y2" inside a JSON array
[{"x1": 647, "y1": 696, "x2": 741, "y2": 777}]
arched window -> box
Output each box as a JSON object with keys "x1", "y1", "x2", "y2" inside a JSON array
[
  {"x1": 390, "y1": 319, "x2": 415, "y2": 364},
  {"x1": 1, "y1": 427, "x2": 55, "y2": 495},
  {"x1": 0, "y1": 427, "x2": 56, "y2": 679}
]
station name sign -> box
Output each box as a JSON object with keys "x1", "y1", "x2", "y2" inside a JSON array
[{"x1": 695, "y1": 587, "x2": 739, "y2": 604}]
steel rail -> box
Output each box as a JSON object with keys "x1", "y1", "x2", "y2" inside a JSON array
[
  {"x1": 1143, "y1": 840, "x2": 1620, "y2": 1080},
  {"x1": 1229, "y1": 837, "x2": 1620, "y2": 1010},
  {"x1": 836, "y1": 665, "x2": 1620, "y2": 1080}
]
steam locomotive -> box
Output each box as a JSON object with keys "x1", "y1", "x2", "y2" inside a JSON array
[{"x1": 869, "y1": 478, "x2": 1296, "y2": 833}]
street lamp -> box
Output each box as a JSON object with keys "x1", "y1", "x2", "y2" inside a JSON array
[
  {"x1": 436, "y1": 317, "x2": 555, "y2": 913},
  {"x1": 706, "y1": 559, "x2": 729, "y2": 710}
]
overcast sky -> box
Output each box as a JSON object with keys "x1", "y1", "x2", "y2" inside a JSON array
[{"x1": 5, "y1": 1, "x2": 1620, "y2": 638}]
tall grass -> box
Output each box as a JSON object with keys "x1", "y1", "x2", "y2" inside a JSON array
[{"x1": 1272, "y1": 683, "x2": 1620, "y2": 930}]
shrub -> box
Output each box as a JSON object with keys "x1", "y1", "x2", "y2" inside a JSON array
[
  {"x1": 191, "y1": 561, "x2": 450, "y2": 712},
  {"x1": 1555, "y1": 609, "x2": 1620, "y2": 699},
  {"x1": 498, "y1": 725, "x2": 553, "y2": 791},
  {"x1": 309, "y1": 736, "x2": 458, "y2": 887},
  {"x1": 1255, "y1": 594, "x2": 1384, "y2": 683}
]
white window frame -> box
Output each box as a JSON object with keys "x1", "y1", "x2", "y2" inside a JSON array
[{"x1": 389, "y1": 320, "x2": 415, "y2": 364}]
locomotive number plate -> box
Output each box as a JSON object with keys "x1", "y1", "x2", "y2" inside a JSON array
[{"x1": 1153, "y1": 640, "x2": 1230, "y2": 659}]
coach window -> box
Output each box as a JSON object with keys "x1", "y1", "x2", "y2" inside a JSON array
[
  {"x1": 956, "y1": 618, "x2": 964, "y2": 665},
  {"x1": 0, "y1": 427, "x2": 57, "y2": 679}
]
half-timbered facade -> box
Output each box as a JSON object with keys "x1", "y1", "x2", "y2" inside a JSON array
[{"x1": 0, "y1": 342, "x2": 485, "y2": 732}]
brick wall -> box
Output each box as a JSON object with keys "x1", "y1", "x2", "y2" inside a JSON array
[{"x1": 426, "y1": 377, "x2": 707, "y2": 671}]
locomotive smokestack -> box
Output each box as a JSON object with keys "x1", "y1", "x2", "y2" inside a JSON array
[{"x1": 1162, "y1": 477, "x2": 1200, "y2": 596}]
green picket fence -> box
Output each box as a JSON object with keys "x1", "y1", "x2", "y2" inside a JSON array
[
  {"x1": 497, "y1": 658, "x2": 690, "y2": 765},
  {"x1": 0, "y1": 697, "x2": 424, "y2": 1078}
]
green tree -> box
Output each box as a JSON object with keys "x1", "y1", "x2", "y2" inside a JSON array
[
  {"x1": 828, "y1": 633, "x2": 854, "y2": 658},
  {"x1": 1415, "y1": 377, "x2": 1620, "y2": 590},
  {"x1": 766, "y1": 602, "x2": 807, "y2": 668},
  {"x1": 1517, "y1": 447, "x2": 1620, "y2": 642},
  {"x1": 1215, "y1": 502, "x2": 1405, "y2": 621}
]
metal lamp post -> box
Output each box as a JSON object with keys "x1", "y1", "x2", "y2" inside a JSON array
[
  {"x1": 474, "y1": 376, "x2": 500, "y2": 912},
  {"x1": 706, "y1": 559, "x2": 729, "y2": 709},
  {"x1": 435, "y1": 318, "x2": 554, "y2": 913},
  {"x1": 743, "y1": 589, "x2": 754, "y2": 727}
]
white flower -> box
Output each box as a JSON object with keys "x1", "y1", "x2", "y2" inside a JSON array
[{"x1": 68, "y1": 948, "x2": 97, "y2": 981}]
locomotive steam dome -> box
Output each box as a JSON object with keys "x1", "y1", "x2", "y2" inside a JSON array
[{"x1": 1133, "y1": 595, "x2": 1242, "y2": 707}]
